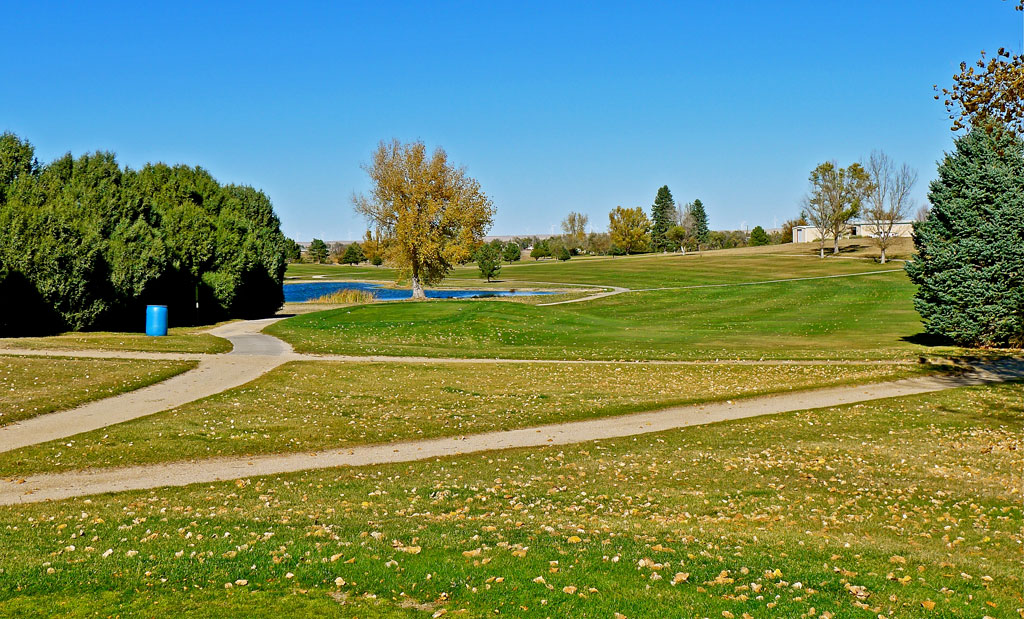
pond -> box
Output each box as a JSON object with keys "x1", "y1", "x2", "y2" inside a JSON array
[{"x1": 284, "y1": 281, "x2": 553, "y2": 302}]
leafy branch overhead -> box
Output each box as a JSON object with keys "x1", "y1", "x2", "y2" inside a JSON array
[{"x1": 935, "y1": 1, "x2": 1023, "y2": 134}]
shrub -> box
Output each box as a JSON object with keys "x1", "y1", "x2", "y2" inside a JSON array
[
  {"x1": 749, "y1": 225, "x2": 771, "y2": 246},
  {"x1": 341, "y1": 242, "x2": 365, "y2": 264}
]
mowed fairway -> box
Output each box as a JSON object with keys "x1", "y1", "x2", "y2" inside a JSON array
[
  {"x1": 285, "y1": 263, "x2": 396, "y2": 281},
  {"x1": 0, "y1": 382, "x2": 1018, "y2": 617},
  {"x1": 270, "y1": 252, "x2": 939, "y2": 360},
  {"x1": 445, "y1": 251, "x2": 897, "y2": 288},
  {"x1": 284, "y1": 245, "x2": 905, "y2": 288}
]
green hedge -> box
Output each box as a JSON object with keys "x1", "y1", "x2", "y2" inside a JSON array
[{"x1": 0, "y1": 133, "x2": 288, "y2": 335}]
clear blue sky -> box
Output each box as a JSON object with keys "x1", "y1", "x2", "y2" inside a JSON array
[{"x1": 3, "y1": 1, "x2": 1021, "y2": 240}]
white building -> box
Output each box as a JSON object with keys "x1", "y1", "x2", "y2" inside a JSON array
[{"x1": 792, "y1": 221, "x2": 915, "y2": 243}]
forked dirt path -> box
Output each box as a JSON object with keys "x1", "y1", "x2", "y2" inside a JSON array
[
  {"x1": 1, "y1": 358, "x2": 1021, "y2": 505},
  {"x1": 0, "y1": 323, "x2": 932, "y2": 456},
  {"x1": 0, "y1": 319, "x2": 291, "y2": 454}
]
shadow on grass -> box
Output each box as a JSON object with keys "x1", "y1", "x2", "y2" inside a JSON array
[
  {"x1": 834, "y1": 242, "x2": 874, "y2": 254},
  {"x1": 903, "y1": 332, "x2": 1024, "y2": 364},
  {"x1": 932, "y1": 377, "x2": 1024, "y2": 425},
  {"x1": 902, "y1": 332, "x2": 953, "y2": 348},
  {"x1": 0, "y1": 271, "x2": 64, "y2": 337}
]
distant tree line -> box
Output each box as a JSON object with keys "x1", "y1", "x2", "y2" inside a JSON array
[
  {"x1": 0, "y1": 133, "x2": 289, "y2": 335},
  {"x1": 525, "y1": 186, "x2": 798, "y2": 260},
  {"x1": 298, "y1": 235, "x2": 385, "y2": 266}
]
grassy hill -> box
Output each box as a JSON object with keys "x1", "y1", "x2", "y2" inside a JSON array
[{"x1": 271, "y1": 248, "x2": 951, "y2": 361}]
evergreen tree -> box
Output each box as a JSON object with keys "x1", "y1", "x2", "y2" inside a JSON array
[
  {"x1": 555, "y1": 245, "x2": 572, "y2": 261},
  {"x1": 749, "y1": 225, "x2": 770, "y2": 246},
  {"x1": 284, "y1": 238, "x2": 302, "y2": 261},
  {"x1": 341, "y1": 242, "x2": 365, "y2": 264},
  {"x1": 690, "y1": 199, "x2": 710, "y2": 249},
  {"x1": 0, "y1": 132, "x2": 37, "y2": 205},
  {"x1": 905, "y1": 125, "x2": 1023, "y2": 348},
  {"x1": 474, "y1": 242, "x2": 501, "y2": 281},
  {"x1": 308, "y1": 239, "x2": 329, "y2": 263},
  {"x1": 650, "y1": 185, "x2": 676, "y2": 251},
  {"x1": 502, "y1": 242, "x2": 521, "y2": 263}
]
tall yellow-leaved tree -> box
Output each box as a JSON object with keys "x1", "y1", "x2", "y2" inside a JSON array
[
  {"x1": 608, "y1": 206, "x2": 651, "y2": 255},
  {"x1": 353, "y1": 140, "x2": 494, "y2": 298}
]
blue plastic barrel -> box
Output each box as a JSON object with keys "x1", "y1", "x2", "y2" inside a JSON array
[{"x1": 146, "y1": 305, "x2": 168, "y2": 336}]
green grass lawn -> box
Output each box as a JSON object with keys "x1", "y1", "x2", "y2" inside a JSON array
[
  {"x1": 268, "y1": 272, "x2": 954, "y2": 360},
  {"x1": 446, "y1": 251, "x2": 903, "y2": 289},
  {"x1": 0, "y1": 361, "x2": 933, "y2": 476},
  {"x1": 286, "y1": 263, "x2": 397, "y2": 280},
  {"x1": 286, "y1": 247, "x2": 905, "y2": 289},
  {"x1": 0, "y1": 381, "x2": 1018, "y2": 618},
  {"x1": 0, "y1": 356, "x2": 197, "y2": 426},
  {"x1": 0, "y1": 325, "x2": 232, "y2": 354}
]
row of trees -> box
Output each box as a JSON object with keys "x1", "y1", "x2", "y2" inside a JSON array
[
  {"x1": 0, "y1": 133, "x2": 289, "y2": 335},
  {"x1": 304, "y1": 238, "x2": 384, "y2": 265},
  {"x1": 548, "y1": 188, "x2": 793, "y2": 257},
  {"x1": 631, "y1": 187, "x2": 713, "y2": 253},
  {"x1": 349, "y1": 160, "x2": 791, "y2": 282},
  {"x1": 542, "y1": 190, "x2": 712, "y2": 257},
  {"x1": 800, "y1": 152, "x2": 918, "y2": 262}
]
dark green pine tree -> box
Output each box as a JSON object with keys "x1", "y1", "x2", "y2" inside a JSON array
[
  {"x1": 650, "y1": 185, "x2": 676, "y2": 252},
  {"x1": 748, "y1": 225, "x2": 770, "y2": 246},
  {"x1": 690, "y1": 199, "x2": 710, "y2": 249},
  {"x1": 341, "y1": 242, "x2": 365, "y2": 264},
  {"x1": 308, "y1": 238, "x2": 329, "y2": 264},
  {"x1": 905, "y1": 125, "x2": 1024, "y2": 348}
]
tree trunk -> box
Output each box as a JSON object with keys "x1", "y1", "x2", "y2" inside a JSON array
[
  {"x1": 880, "y1": 247, "x2": 887, "y2": 264},
  {"x1": 832, "y1": 235, "x2": 840, "y2": 254},
  {"x1": 411, "y1": 272, "x2": 426, "y2": 300},
  {"x1": 819, "y1": 244, "x2": 825, "y2": 259}
]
